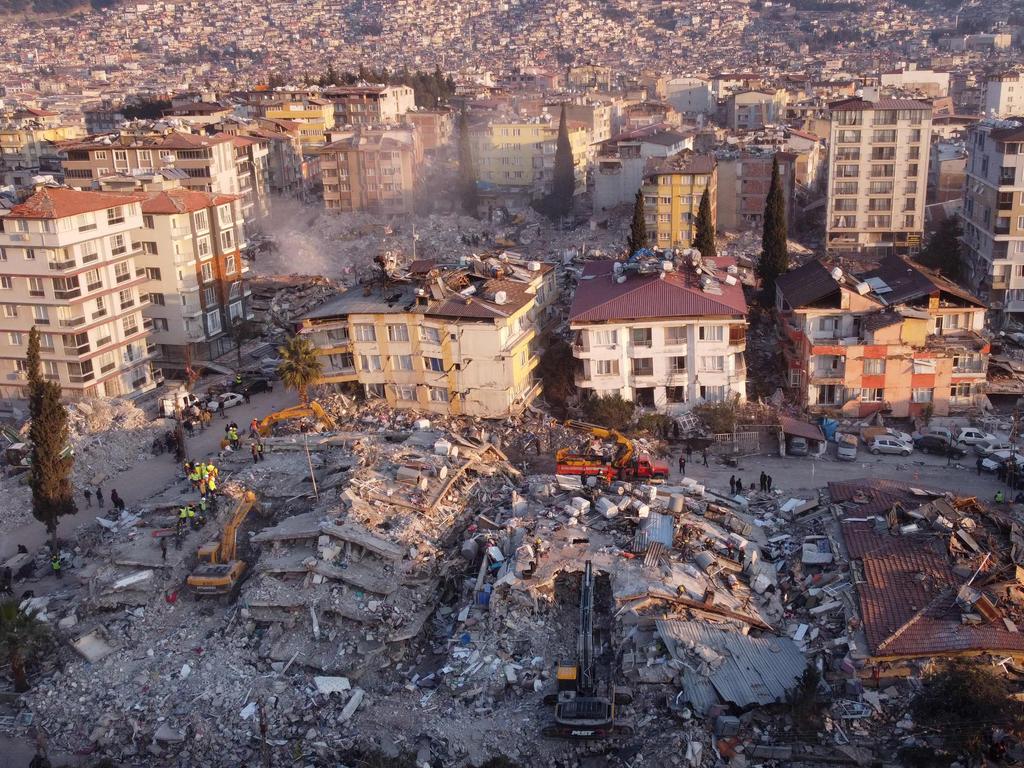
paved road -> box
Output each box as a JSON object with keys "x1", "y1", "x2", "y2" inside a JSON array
[{"x1": 0, "y1": 387, "x2": 299, "y2": 562}]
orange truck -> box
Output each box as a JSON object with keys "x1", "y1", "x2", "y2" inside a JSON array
[{"x1": 555, "y1": 420, "x2": 669, "y2": 484}]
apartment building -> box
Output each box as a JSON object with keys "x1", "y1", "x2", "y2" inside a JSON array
[
  {"x1": 927, "y1": 140, "x2": 966, "y2": 204},
  {"x1": 323, "y1": 85, "x2": 415, "y2": 128},
  {"x1": 880, "y1": 67, "x2": 950, "y2": 98},
  {"x1": 641, "y1": 152, "x2": 717, "y2": 249},
  {"x1": 319, "y1": 126, "x2": 422, "y2": 214},
  {"x1": 825, "y1": 97, "x2": 932, "y2": 259},
  {"x1": 0, "y1": 120, "x2": 83, "y2": 186},
  {"x1": 984, "y1": 72, "x2": 1023, "y2": 118},
  {"x1": 666, "y1": 77, "x2": 714, "y2": 116},
  {"x1": 228, "y1": 135, "x2": 271, "y2": 230},
  {"x1": 715, "y1": 151, "x2": 795, "y2": 233},
  {"x1": 725, "y1": 90, "x2": 787, "y2": 132},
  {"x1": 405, "y1": 108, "x2": 453, "y2": 152},
  {"x1": 299, "y1": 255, "x2": 558, "y2": 418},
  {"x1": 569, "y1": 253, "x2": 747, "y2": 412},
  {"x1": 0, "y1": 187, "x2": 157, "y2": 400},
  {"x1": 776, "y1": 258, "x2": 988, "y2": 418},
  {"x1": 960, "y1": 119, "x2": 1024, "y2": 322},
  {"x1": 471, "y1": 117, "x2": 590, "y2": 196},
  {"x1": 593, "y1": 125, "x2": 692, "y2": 212},
  {"x1": 261, "y1": 98, "x2": 335, "y2": 150}
]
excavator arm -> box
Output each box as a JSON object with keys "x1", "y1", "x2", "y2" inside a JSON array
[
  {"x1": 257, "y1": 400, "x2": 335, "y2": 436},
  {"x1": 563, "y1": 420, "x2": 634, "y2": 469},
  {"x1": 220, "y1": 490, "x2": 257, "y2": 563}
]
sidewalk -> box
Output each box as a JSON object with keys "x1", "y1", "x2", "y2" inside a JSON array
[{"x1": 0, "y1": 387, "x2": 298, "y2": 562}]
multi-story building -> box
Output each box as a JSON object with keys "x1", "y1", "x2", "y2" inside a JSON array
[
  {"x1": 725, "y1": 90, "x2": 788, "y2": 132},
  {"x1": 0, "y1": 186, "x2": 157, "y2": 400},
  {"x1": 776, "y1": 257, "x2": 988, "y2": 418},
  {"x1": 318, "y1": 126, "x2": 422, "y2": 214},
  {"x1": 570, "y1": 253, "x2": 747, "y2": 412},
  {"x1": 323, "y1": 85, "x2": 415, "y2": 128},
  {"x1": 927, "y1": 140, "x2": 966, "y2": 204},
  {"x1": 227, "y1": 135, "x2": 271, "y2": 233},
  {"x1": 983, "y1": 72, "x2": 1023, "y2": 118},
  {"x1": 960, "y1": 119, "x2": 1024, "y2": 323},
  {"x1": 641, "y1": 152, "x2": 717, "y2": 249},
  {"x1": 715, "y1": 151, "x2": 796, "y2": 233},
  {"x1": 471, "y1": 116, "x2": 590, "y2": 196},
  {"x1": 261, "y1": 98, "x2": 335, "y2": 150},
  {"x1": 0, "y1": 120, "x2": 83, "y2": 186},
  {"x1": 825, "y1": 97, "x2": 932, "y2": 259},
  {"x1": 880, "y1": 67, "x2": 950, "y2": 98},
  {"x1": 299, "y1": 254, "x2": 558, "y2": 418},
  {"x1": 666, "y1": 77, "x2": 714, "y2": 116},
  {"x1": 594, "y1": 125, "x2": 693, "y2": 212},
  {"x1": 405, "y1": 108, "x2": 453, "y2": 153}
]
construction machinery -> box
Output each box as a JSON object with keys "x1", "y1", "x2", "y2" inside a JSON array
[
  {"x1": 542, "y1": 561, "x2": 633, "y2": 738},
  {"x1": 555, "y1": 420, "x2": 669, "y2": 484},
  {"x1": 255, "y1": 401, "x2": 337, "y2": 437},
  {"x1": 187, "y1": 491, "x2": 259, "y2": 596}
]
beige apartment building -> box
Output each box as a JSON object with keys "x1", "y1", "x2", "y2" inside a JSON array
[
  {"x1": 319, "y1": 126, "x2": 422, "y2": 214},
  {"x1": 641, "y1": 152, "x2": 717, "y2": 249},
  {"x1": 0, "y1": 120, "x2": 84, "y2": 186},
  {"x1": 960, "y1": 119, "x2": 1024, "y2": 324},
  {"x1": 0, "y1": 187, "x2": 157, "y2": 400},
  {"x1": 826, "y1": 97, "x2": 932, "y2": 259},
  {"x1": 324, "y1": 85, "x2": 415, "y2": 127}
]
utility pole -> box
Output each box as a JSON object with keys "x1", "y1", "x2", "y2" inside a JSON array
[
  {"x1": 258, "y1": 695, "x2": 271, "y2": 768},
  {"x1": 304, "y1": 433, "x2": 319, "y2": 501}
]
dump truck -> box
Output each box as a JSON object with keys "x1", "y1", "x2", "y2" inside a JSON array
[
  {"x1": 186, "y1": 491, "x2": 259, "y2": 596},
  {"x1": 542, "y1": 561, "x2": 633, "y2": 738},
  {"x1": 256, "y1": 401, "x2": 337, "y2": 437},
  {"x1": 555, "y1": 420, "x2": 669, "y2": 484}
]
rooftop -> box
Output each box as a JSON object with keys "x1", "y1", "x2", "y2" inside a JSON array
[{"x1": 6, "y1": 186, "x2": 144, "y2": 220}]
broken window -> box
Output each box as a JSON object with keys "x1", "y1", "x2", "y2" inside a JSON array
[{"x1": 424, "y1": 356, "x2": 444, "y2": 372}]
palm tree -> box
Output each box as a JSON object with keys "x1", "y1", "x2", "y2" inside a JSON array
[
  {"x1": 277, "y1": 335, "x2": 323, "y2": 404},
  {"x1": 0, "y1": 599, "x2": 48, "y2": 692}
]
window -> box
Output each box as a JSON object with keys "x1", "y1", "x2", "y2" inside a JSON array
[
  {"x1": 149, "y1": 293, "x2": 166, "y2": 306},
  {"x1": 142, "y1": 215, "x2": 154, "y2": 229},
  {"x1": 3, "y1": 304, "x2": 18, "y2": 318},
  {"x1": 225, "y1": 255, "x2": 236, "y2": 275},
  {"x1": 205, "y1": 310, "x2": 221, "y2": 336},
  {"x1": 420, "y1": 326, "x2": 441, "y2": 344},
  {"x1": 145, "y1": 267, "x2": 161, "y2": 280},
  {"x1": 698, "y1": 325, "x2": 723, "y2": 342},
  {"x1": 429, "y1": 386, "x2": 449, "y2": 403},
  {"x1": 365, "y1": 383, "x2": 385, "y2": 398},
  {"x1": 8, "y1": 332, "x2": 22, "y2": 346},
  {"x1": 669, "y1": 355, "x2": 687, "y2": 373},
  {"x1": 359, "y1": 354, "x2": 382, "y2": 371},
  {"x1": 387, "y1": 324, "x2": 409, "y2": 342},
  {"x1": 85, "y1": 269, "x2": 102, "y2": 291},
  {"x1": 594, "y1": 359, "x2": 618, "y2": 376},
  {"x1": 107, "y1": 206, "x2": 125, "y2": 225},
  {"x1": 110, "y1": 234, "x2": 127, "y2": 255},
  {"x1": 391, "y1": 354, "x2": 413, "y2": 371},
  {"x1": 203, "y1": 286, "x2": 216, "y2": 305},
  {"x1": 665, "y1": 326, "x2": 687, "y2": 345},
  {"x1": 0, "y1": 247, "x2": 5, "y2": 261},
  {"x1": 424, "y1": 356, "x2": 444, "y2": 372},
  {"x1": 861, "y1": 387, "x2": 884, "y2": 402},
  {"x1": 220, "y1": 230, "x2": 234, "y2": 251},
  {"x1": 194, "y1": 210, "x2": 209, "y2": 231},
  {"x1": 591, "y1": 329, "x2": 618, "y2": 347},
  {"x1": 40, "y1": 333, "x2": 53, "y2": 349},
  {"x1": 122, "y1": 314, "x2": 140, "y2": 336},
  {"x1": 951, "y1": 383, "x2": 972, "y2": 399},
  {"x1": 32, "y1": 305, "x2": 48, "y2": 325},
  {"x1": 200, "y1": 262, "x2": 214, "y2": 283},
  {"x1": 393, "y1": 384, "x2": 417, "y2": 401},
  {"x1": 911, "y1": 388, "x2": 933, "y2": 403},
  {"x1": 354, "y1": 324, "x2": 376, "y2": 342},
  {"x1": 631, "y1": 358, "x2": 653, "y2": 376},
  {"x1": 631, "y1": 328, "x2": 652, "y2": 347},
  {"x1": 25, "y1": 248, "x2": 36, "y2": 260},
  {"x1": 197, "y1": 237, "x2": 211, "y2": 258},
  {"x1": 700, "y1": 355, "x2": 725, "y2": 372},
  {"x1": 0, "y1": 276, "x2": 11, "y2": 290},
  {"x1": 699, "y1": 385, "x2": 726, "y2": 402},
  {"x1": 118, "y1": 288, "x2": 134, "y2": 309},
  {"x1": 42, "y1": 361, "x2": 58, "y2": 380},
  {"x1": 862, "y1": 358, "x2": 886, "y2": 375}
]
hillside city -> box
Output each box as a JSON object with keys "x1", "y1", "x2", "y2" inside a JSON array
[{"x1": 1, "y1": 0, "x2": 1024, "y2": 766}]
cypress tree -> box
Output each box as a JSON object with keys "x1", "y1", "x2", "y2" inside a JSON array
[
  {"x1": 457, "y1": 108, "x2": 479, "y2": 217},
  {"x1": 29, "y1": 380, "x2": 75, "y2": 552},
  {"x1": 546, "y1": 103, "x2": 575, "y2": 221},
  {"x1": 693, "y1": 186, "x2": 716, "y2": 259},
  {"x1": 25, "y1": 326, "x2": 42, "y2": 421},
  {"x1": 627, "y1": 189, "x2": 647, "y2": 255},
  {"x1": 757, "y1": 155, "x2": 789, "y2": 297}
]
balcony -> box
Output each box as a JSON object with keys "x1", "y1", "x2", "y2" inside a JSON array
[
  {"x1": 728, "y1": 327, "x2": 746, "y2": 346},
  {"x1": 810, "y1": 366, "x2": 846, "y2": 383},
  {"x1": 48, "y1": 258, "x2": 76, "y2": 271},
  {"x1": 58, "y1": 315, "x2": 86, "y2": 327}
]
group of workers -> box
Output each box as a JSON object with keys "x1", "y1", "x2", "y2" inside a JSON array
[{"x1": 174, "y1": 460, "x2": 221, "y2": 546}]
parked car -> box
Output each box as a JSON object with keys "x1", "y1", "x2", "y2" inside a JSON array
[
  {"x1": 883, "y1": 427, "x2": 913, "y2": 444},
  {"x1": 981, "y1": 450, "x2": 1024, "y2": 473},
  {"x1": 869, "y1": 435, "x2": 913, "y2": 456},
  {"x1": 240, "y1": 377, "x2": 272, "y2": 396},
  {"x1": 975, "y1": 438, "x2": 1013, "y2": 457},
  {"x1": 954, "y1": 427, "x2": 995, "y2": 446},
  {"x1": 786, "y1": 436, "x2": 809, "y2": 456},
  {"x1": 914, "y1": 435, "x2": 967, "y2": 458},
  {"x1": 917, "y1": 426, "x2": 953, "y2": 444},
  {"x1": 836, "y1": 433, "x2": 858, "y2": 461},
  {"x1": 205, "y1": 392, "x2": 245, "y2": 412}
]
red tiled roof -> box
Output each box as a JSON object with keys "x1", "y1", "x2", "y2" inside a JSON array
[
  {"x1": 8, "y1": 187, "x2": 145, "y2": 220},
  {"x1": 829, "y1": 97, "x2": 931, "y2": 111},
  {"x1": 140, "y1": 188, "x2": 239, "y2": 215},
  {"x1": 829, "y1": 478, "x2": 943, "y2": 518},
  {"x1": 569, "y1": 259, "x2": 746, "y2": 323}
]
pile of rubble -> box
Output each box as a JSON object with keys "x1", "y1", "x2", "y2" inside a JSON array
[
  {"x1": 247, "y1": 275, "x2": 340, "y2": 333},
  {"x1": 67, "y1": 398, "x2": 169, "y2": 487}
]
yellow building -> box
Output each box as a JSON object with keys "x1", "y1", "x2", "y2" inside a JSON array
[
  {"x1": 300, "y1": 254, "x2": 558, "y2": 418},
  {"x1": 641, "y1": 153, "x2": 717, "y2": 249},
  {"x1": 0, "y1": 123, "x2": 84, "y2": 185},
  {"x1": 262, "y1": 98, "x2": 335, "y2": 150},
  {"x1": 471, "y1": 117, "x2": 590, "y2": 195}
]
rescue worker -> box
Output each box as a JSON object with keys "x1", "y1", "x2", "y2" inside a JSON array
[
  {"x1": 229, "y1": 426, "x2": 239, "y2": 448},
  {"x1": 996, "y1": 489, "x2": 1006, "y2": 504},
  {"x1": 50, "y1": 553, "x2": 62, "y2": 580},
  {"x1": 234, "y1": 373, "x2": 242, "y2": 389},
  {"x1": 257, "y1": 441, "x2": 265, "y2": 462},
  {"x1": 187, "y1": 504, "x2": 198, "y2": 530},
  {"x1": 249, "y1": 418, "x2": 260, "y2": 438}
]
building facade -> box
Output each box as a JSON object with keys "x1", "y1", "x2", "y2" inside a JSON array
[
  {"x1": 776, "y1": 258, "x2": 988, "y2": 418},
  {"x1": 825, "y1": 97, "x2": 932, "y2": 259},
  {"x1": 960, "y1": 119, "x2": 1024, "y2": 322},
  {"x1": 319, "y1": 126, "x2": 422, "y2": 214},
  {"x1": 983, "y1": 72, "x2": 1022, "y2": 118},
  {"x1": 593, "y1": 126, "x2": 692, "y2": 212},
  {"x1": 570, "y1": 254, "x2": 747, "y2": 412},
  {"x1": 324, "y1": 85, "x2": 416, "y2": 128},
  {"x1": 715, "y1": 151, "x2": 796, "y2": 233},
  {"x1": 641, "y1": 152, "x2": 717, "y2": 249},
  {"x1": 300, "y1": 255, "x2": 558, "y2": 418},
  {"x1": 471, "y1": 117, "x2": 590, "y2": 196},
  {"x1": 0, "y1": 187, "x2": 157, "y2": 400}
]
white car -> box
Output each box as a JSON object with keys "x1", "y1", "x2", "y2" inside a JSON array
[
  {"x1": 974, "y1": 438, "x2": 1012, "y2": 457},
  {"x1": 883, "y1": 428, "x2": 913, "y2": 444},
  {"x1": 205, "y1": 392, "x2": 245, "y2": 412},
  {"x1": 954, "y1": 427, "x2": 995, "y2": 446},
  {"x1": 869, "y1": 435, "x2": 913, "y2": 456},
  {"x1": 981, "y1": 450, "x2": 1024, "y2": 473}
]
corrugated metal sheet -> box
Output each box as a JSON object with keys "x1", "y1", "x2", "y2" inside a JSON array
[
  {"x1": 656, "y1": 620, "x2": 806, "y2": 712},
  {"x1": 642, "y1": 512, "x2": 675, "y2": 548}
]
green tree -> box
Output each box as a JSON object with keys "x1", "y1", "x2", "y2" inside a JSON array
[
  {"x1": 538, "y1": 339, "x2": 575, "y2": 410},
  {"x1": 915, "y1": 216, "x2": 962, "y2": 281},
  {"x1": 29, "y1": 380, "x2": 75, "y2": 552},
  {"x1": 582, "y1": 394, "x2": 635, "y2": 431},
  {"x1": 545, "y1": 103, "x2": 575, "y2": 221},
  {"x1": 693, "y1": 187, "x2": 716, "y2": 259},
  {"x1": 277, "y1": 335, "x2": 323, "y2": 405},
  {"x1": 0, "y1": 599, "x2": 48, "y2": 692},
  {"x1": 457, "y1": 109, "x2": 479, "y2": 217},
  {"x1": 25, "y1": 326, "x2": 42, "y2": 422},
  {"x1": 757, "y1": 155, "x2": 789, "y2": 297},
  {"x1": 626, "y1": 189, "x2": 647, "y2": 255}
]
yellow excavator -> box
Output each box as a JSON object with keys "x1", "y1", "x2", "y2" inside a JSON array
[
  {"x1": 187, "y1": 490, "x2": 259, "y2": 596},
  {"x1": 556, "y1": 420, "x2": 669, "y2": 483},
  {"x1": 255, "y1": 400, "x2": 337, "y2": 437}
]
